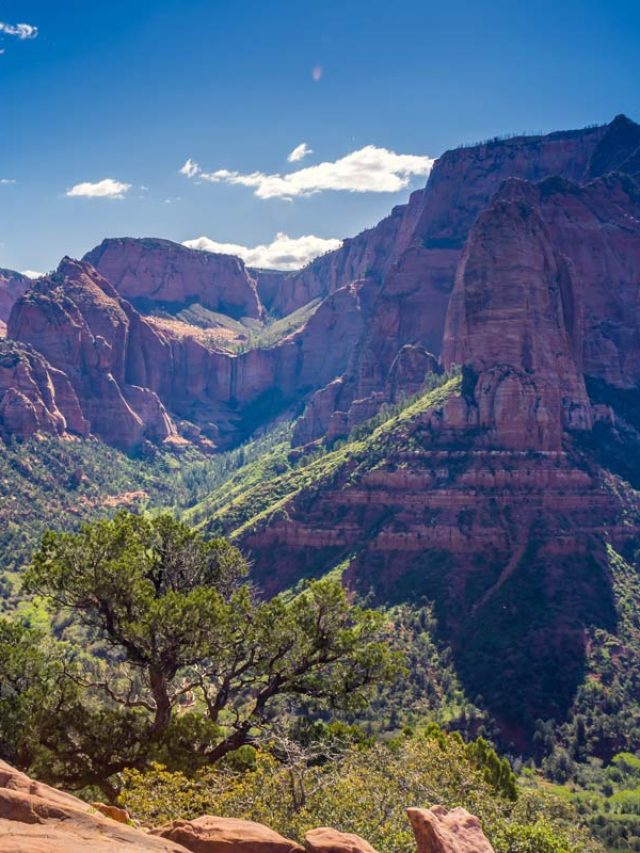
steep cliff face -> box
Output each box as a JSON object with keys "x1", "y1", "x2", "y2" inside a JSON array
[
  {"x1": 85, "y1": 237, "x2": 263, "y2": 319},
  {"x1": 0, "y1": 340, "x2": 87, "y2": 440},
  {"x1": 291, "y1": 121, "x2": 623, "y2": 445},
  {"x1": 254, "y1": 187, "x2": 428, "y2": 316},
  {"x1": 1, "y1": 115, "x2": 638, "y2": 460},
  {"x1": 8, "y1": 259, "x2": 176, "y2": 448},
  {"x1": 0, "y1": 269, "x2": 31, "y2": 337},
  {"x1": 3, "y1": 257, "x2": 376, "y2": 448},
  {"x1": 442, "y1": 172, "x2": 640, "y2": 450},
  {"x1": 198, "y1": 372, "x2": 633, "y2": 742}
]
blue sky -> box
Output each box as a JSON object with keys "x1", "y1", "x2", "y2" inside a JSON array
[{"x1": 1, "y1": 0, "x2": 639, "y2": 273}]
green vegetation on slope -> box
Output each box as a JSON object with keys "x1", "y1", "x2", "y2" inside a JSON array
[
  {"x1": 527, "y1": 752, "x2": 640, "y2": 852},
  {"x1": 189, "y1": 373, "x2": 461, "y2": 537},
  {"x1": 12, "y1": 511, "x2": 397, "y2": 791},
  {"x1": 0, "y1": 423, "x2": 293, "y2": 594},
  {"x1": 152, "y1": 297, "x2": 322, "y2": 352},
  {"x1": 122, "y1": 729, "x2": 599, "y2": 853}
]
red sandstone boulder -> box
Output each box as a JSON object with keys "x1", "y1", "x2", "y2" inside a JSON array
[
  {"x1": 0, "y1": 760, "x2": 190, "y2": 852},
  {"x1": 406, "y1": 806, "x2": 494, "y2": 853},
  {"x1": 304, "y1": 827, "x2": 377, "y2": 853},
  {"x1": 90, "y1": 801, "x2": 131, "y2": 824},
  {"x1": 153, "y1": 816, "x2": 304, "y2": 853}
]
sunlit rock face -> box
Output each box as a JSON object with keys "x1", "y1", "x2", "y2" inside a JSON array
[
  {"x1": 85, "y1": 237, "x2": 263, "y2": 319},
  {"x1": 1, "y1": 114, "x2": 639, "y2": 459}
]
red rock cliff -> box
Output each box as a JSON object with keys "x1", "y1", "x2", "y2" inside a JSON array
[{"x1": 85, "y1": 237, "x2": 263, "y2": 319}]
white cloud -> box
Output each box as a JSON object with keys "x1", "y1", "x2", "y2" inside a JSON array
[
  {"x1": 182, "y1": 232, "x2": 342, "y2": 271},
  {"x1": 179, "y1": 158, "x2": 199, "y2": 178},
  {"x1": 21, "y1": 270, "x2": 43, "y2": 279},
  {"x1": 66, "y1": 178, "x2": 131, "y2": 199},
  {"x1": 287, "y1": 142, "x2": 313, "y2": 163},
  {"x1": 0, "y1": 21, "x2": 38, "y2": 39},
  {"x1": 180, "y1": 145, "x2": 434, "y2": 200},
  {"x1": 0, "y1": 178, "x2": 15, "y2": 185}
]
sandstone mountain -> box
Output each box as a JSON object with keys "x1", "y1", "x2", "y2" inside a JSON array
[
  {"x1": 0, "y1": 269, "x2": 31, "y2": 337},
  {"x1": 2, "y1": 114, "x2": 640, "y2": 744},
  {"x1": 3, "y1": 114, "x2": 638, "y2": 453}
]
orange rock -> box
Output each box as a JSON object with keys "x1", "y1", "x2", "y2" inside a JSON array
[
  {"x1": 304, "y1": 826, "x2": 378, "y2": 853},
  {"x1": 153, "y1": 815, "x2": 304, "y2": 853},
  {"x1": 406, "y1": 806, "x2": 494, "y2": 853},
  {"x1": 0, "y1": 759, "x2": 189, "y2": 852},
  {"x1": 91, "y1": 801, "x2": 131, "y2": 824}
]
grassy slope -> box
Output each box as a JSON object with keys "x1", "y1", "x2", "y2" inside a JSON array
[
  {"x1": 187, "y1": 375, "x2": 461, "y2": 537},
  {"x1": 0, "y1": 424, "x2": 292, "y2": 601},
  {"x1": 151, "y1": 297, "x2": 322, "y2": 352}
]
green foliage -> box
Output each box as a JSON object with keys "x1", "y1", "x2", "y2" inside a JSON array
[
  {"x1": 194, "y1": 372, "x2": 461, "y2": 538},
  {"x1": 0, "y1": 618, "x2": 77, "y2": 767},
  {"x1": 20, "y1": 511, "x2": 399, "y2": 789},
  {"x1": 529, "y1": 750, "x2": 640, "y2": 852},
  {"x1": 0, "y1": 424, "x2": 292, "y2": 593},
  {"x1": 121, "y1": 730, "x2": 599, "y2": 853}
]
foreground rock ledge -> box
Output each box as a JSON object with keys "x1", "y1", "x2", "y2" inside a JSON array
[
  {"x1": 407, "y1": 806, "x2": 495, "y2": 853},
  {"x1": 0, "y1": 759, "x2": 190, "y2": 852},
  {"x1": 152, "y1": 816, "x2": 304, "y2": 853},
  {"x1": 0, "y1": 758, "x2": 496, "y2": 853},
  {"x1": 305, "y1": 827, "x2": 378, "y2": 853}
]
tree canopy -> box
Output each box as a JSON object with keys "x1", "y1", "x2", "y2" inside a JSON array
[{"x1": 15, "y1": 510, "x2": 399, "y2": 790}]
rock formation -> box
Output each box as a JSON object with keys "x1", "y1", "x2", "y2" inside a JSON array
[
  {"x1": 291, "y1": 117, "x2": 632, "y2": 445},
  {"x1": 85, "y1": 238, "x2": 263, "y2": 319},
  {"x1": 442, "y1": 171, "x2": 640, "y2": 450},
  {"x1": 0, "y1": 269, "x2": 31, "y2": 337},
  {"x1": 0, "y1": 759, "x2": 496, "y2": 853},
  {"x1": 3, "y1": 256, "x2": 376, "y2": 448},
  {"x1": 407, "y1": 807, "x2": 494, "y2": 853},
  {"x1": 7, "y1": 258, "x2": 176, "y2": 448},
  {"x1": 0, "y1": 760, "x2": 190, "y2": 852},
  {"x1": 2, "y1": 115, "x2": 638, "y2": 454},
  {"x1": 153, "y1": 816, "x2": 304, "y2": 853},
  {"x1": 304, "y1": 828, "x2": 378, "y2": 853},
  {"x1": 0, "y1": 341, "x2": 88, "y2": 440}
]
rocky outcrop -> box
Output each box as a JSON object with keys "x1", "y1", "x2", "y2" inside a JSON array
[
  {"x1": 588, "y1": 113, "x2": 640, "y2": 178},
  {"x1": 304, "y1": 828, "x2": 378, "y2": 853},
  {"x1": 2, "y1": 257, "x2": 375, "y2": 448},
  {"x1": 442, "y1": 172, "x2": 640, "y2": 450},
  {"x1": 85, "y1": 237, "x2": 263, "y2": 319},
  {"x1": 407, "y1": 807, "x2": 494, "y2": 853},
  {"x1": 0, "y1": 760, "x2": 190, "y2": 852},
  {"x1": 8, "y1": 258, "x2": 176, "y2": 449},
  {"x1": 0, "y1": 341, "x2": 88, "y2": 440},
  {"x1": 1, "y1": 115, "x2": 639, "y2": 455},
  {"x1": 91, "y1": 802, "x2": 131, "y2": 824},
  {"x1": 0, "y1": 760, "x2": 497, "y2": 853},
  {"x1": 292, "y1": 118, "x2": 632, "y2": 445},
  {"x1": 0, "y1": 269, "x2": 31, "y2": 337},
  {"x1": 254, "y1": 188, "x2": 428, "y2": 316},
  {"x1": 153, "y1": 816, "x2": 304, "y2": 853}
]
